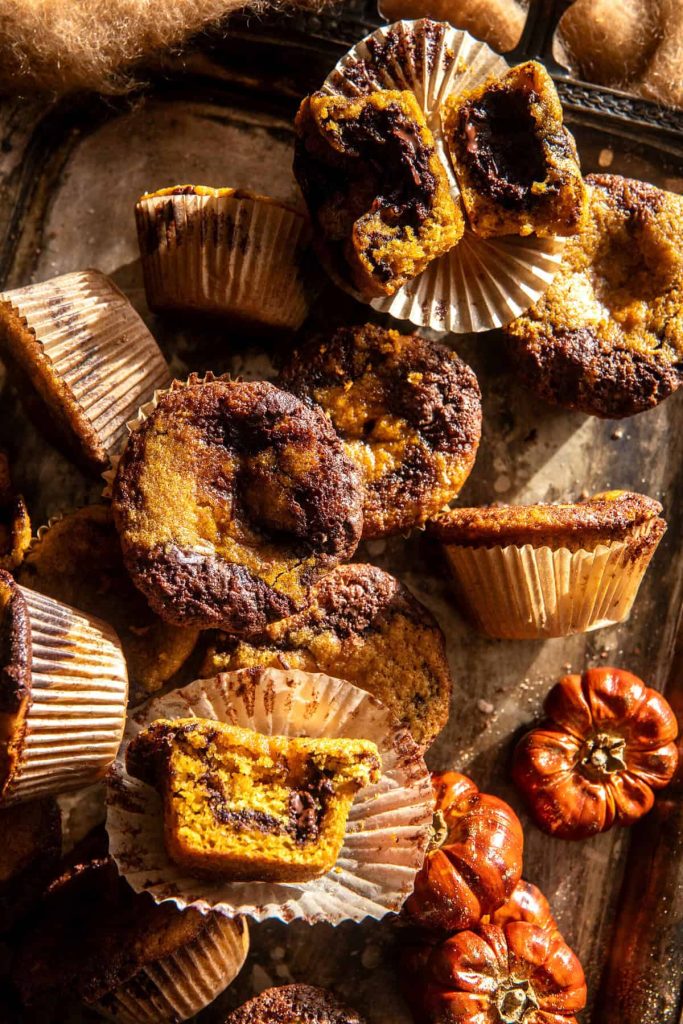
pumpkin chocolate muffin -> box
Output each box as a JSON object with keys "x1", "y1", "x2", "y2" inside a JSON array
[
  {"x1": 430, "y1": 490, "x2": 666, "y2": 638},
  {"x1": 225, "y1": 984, "x2": 366, "y2": 1024},
  {"x1": 279, "y1": 324, "x2": 481, "y2": 537},
  {"x1": 111, "y1": 377, "x2": 364, "y2": 634},
  {"x1": 13, "y1": 855, "x2": 249, "y2": 1021},
  {"x1": 126, "y1": 719, "x2": 381, "y2": 883},
  {"x1": 18, "y1": 505, "x2": 198, "y2": 704},
  {"x1": 203, "y1": 564, "x2": 452, "y2": 750},
  {"x1": 0, "y1": 797, "x2": 61, "y2": 933},
  {"x1": 444, "y1": 61, "x2": 587, "y2": 239},
  {"x1": 0, "y1": 453, "x2": 30, "y2": 572},
  {"x1": 294, "y1": 90, "x2": 463, "y2": 299},
  {"x1": 504, "y1": 174, "x2": 683, "y2": 417}
]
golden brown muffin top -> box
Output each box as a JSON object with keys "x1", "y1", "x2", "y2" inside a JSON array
[
  {"x1": 13, "y1": 855, "x2": 218, "y2": 1007},
  {"x1": 203, "y1": 563, "x2": 452, "y2": 750},
  {"x1": 18, "y1": 504, "x2": 198, "y2": 704},
  {"x1": 111, "y1": 378, "x2": 364, "y2": 635},
  {"x1": 428, "y1": 490, "x2": 665, "y2": 550},
  {"x1": 224, "y1": 984, "x2": 367, "y2": 1024},
  {"x1": 0, "y1": 571, "x2": 31, "y2": 796},
  {"x1": 279, "y1": 324, "x2": 481, "y2": 538},
  {"x1": 504, "y1": 174, "x2": 683, "y2": 417},
  {"x1": 138, "y1": 184, "x2": 304, "y2": 217}
]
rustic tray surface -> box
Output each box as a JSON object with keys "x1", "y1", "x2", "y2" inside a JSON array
[{"x1": 0, "y1": 3, "x2": 681, "y2": 1022}]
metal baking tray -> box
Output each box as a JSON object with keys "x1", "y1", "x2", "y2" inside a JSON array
[{"x1": 0, "y1": 1, "x2": 681, "y2": 1020}]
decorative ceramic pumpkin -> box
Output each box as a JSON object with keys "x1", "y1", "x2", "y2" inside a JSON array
[
  {"x1": 513, "y1": 668, "x2": 679, "y2": 839},
  {"x1": 418, "y1": 921, "x2": 587, "y2": 1024},
  {"x1": 489, "y1": 879, "x2": 558, "y2": 935},
  {"x1": 405, "y1": 771, "x2": 524, "y2": 932}
]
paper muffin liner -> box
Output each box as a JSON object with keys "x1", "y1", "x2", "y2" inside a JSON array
[
  {"x1": 0, "y1": 270, "x2": 171, "y2": 463},
  {"x1": 106, "y1": 668, "x2": 433, "y2": 925},
  {"x1": 4, "y1": 584, "x2": 129, "y2": 805},
  {"x1": 136, "y1": 190, "x2": 313, "y2": 330},
  {"x1": 321, "y1": 19, "x2": 567, "y2": 332},
  {"x1": 95, "y1": 914, "x2": 249, "y2": 1023},
  {"x1": 442, "y1": 528, "x2": 662, "y2": 639}
]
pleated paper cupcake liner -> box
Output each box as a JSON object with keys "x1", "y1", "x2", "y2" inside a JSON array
[
  {"x1": 322, "y1": 19, "x2": 567, "y2": 332},
  {"x1": 136, "y1": 190, "x2": 313, "y2": 330},
  {"x1": 3, "y1": 584, "x2": 129, "y2": 805},
  {"x1": 95, "y1": 914, "x2": 249, "y2": 1023},
  {"x1": 106, "y1": 668, "x2": 433, "y2": 925},
  {"x1": 0, "y1": 270, "x2": 171, "y2": 465},
  {"x1": 443, "y1": 531, "x2": 661, "y2": 639}
]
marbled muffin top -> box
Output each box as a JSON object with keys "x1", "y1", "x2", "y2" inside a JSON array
[
  {"x1": 504, "y1": 174, "x2": 683, "y2": 417},
  {"x1": 224, "y1": 984, "x2": 366, "y2": 1024},
  {"x1": 111, "y1": 378, "x2": 364, "y2": 635},
  {"x1": 0, "y1": 571, "x2": 31, "y2": 797},
  {"x1": 279, "y1": 324, "x2": 481, "y2": 537},
  {"x1": 18, "y1": 505, "x2": 198, "y2": 704},
  {"x1": 203, "y1": 563, "x2": 452, "y2": 749},
  {"x1": 429, "y1": 490, "x2": 665, "y2": 551}
]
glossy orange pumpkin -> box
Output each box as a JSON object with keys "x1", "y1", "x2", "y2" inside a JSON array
[
  {"x1": 416, "y1": 921, "x2": 587, "y2": 1024},
  {"x1": 405, "y1": 771, "x2": 524, "y2": 933},
  {"x1": 513, "y1": 667, "x2": 679, "y2": 840},
  {"x1": 488, "y1": 879, "x2": 558, "y2": 936}
]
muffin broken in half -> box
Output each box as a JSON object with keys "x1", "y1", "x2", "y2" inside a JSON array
[
  {"x1": 126, "y1": 719, "x2": 381, "y2": 882},
  {"x1": 294, "y1": 90, "x2": 463, "y2": 298},
  {"x1": 445, "y1": 61, "x2": 587, "y2": 238}
]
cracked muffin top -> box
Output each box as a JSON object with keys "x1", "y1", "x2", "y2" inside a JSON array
[
  {"x1": 111, "y1": 377, "x2": 364, "y2": 635},
  {"x1": 279, "y1": 324, "x2": 481, "y2": 537},
  {"x1": 504, "y1": 174, "x2": 683, "y2": 417},
  {"x1": 202, "y1": 563, "x2": 452, "y2": 750},
  {"x1": 294, "y1": 90, "x2": 463, "y2": 299},
  {"x1": 224, "y1": 984, "x2": 366, "y2": 1024},
  {"x1": 429, "y1": 490, "x2": 665, "y2": 551}
]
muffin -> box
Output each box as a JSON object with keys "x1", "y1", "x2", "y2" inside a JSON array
[
  {"x1": 0, "y1": 797, "x2": 61, "y2": 933},
  {"x1": 504, "y1": 174, "x2": 683, "y2": 417},
  {"x1": 279, "y1": 324, "x2": 481, "y2": 537},
  {"x1": 444, "y1": 61, "x2": 587, "y2": 239},
  {"x1": 224, "y1": 984, "x2": 366, "y2": 1023},
  {"x1": 13, "y1": 855, "x2": 249, "y2": 1022},
  {"x1": 0, "y1": 570, "x2": 128, "y2": 804},
  {"x1": 429, "y1": 490, "x2": 666, "y2": 638},
  {"x1": 111, "y1": 377, "x2": 364, "y2": 634},
  {"x1": 294, "y1": 90, "x2": 463, "y2": 299},
  {"x1": 0, "y1": 452, "x2": 30, "y2": 572},
  {"x1": 18, "y1": 505, "x2": 198, "y2": 704},
  {"x1": 0, "y1": 270, "x2": 170, "y2": 472},
  {"x1": 136, "y1": 186, "x2": 313, "y2": 331},
  {"x1": 202, "y1": 563, "x2": 452, "y2": 750},
  {"x1": 126, "y1": 718, "x2": 382, "y2": 882}
]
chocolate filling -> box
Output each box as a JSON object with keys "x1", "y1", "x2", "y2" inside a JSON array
[{"x1": 457, "y1": 90, "x2": 548, "y2": 208}]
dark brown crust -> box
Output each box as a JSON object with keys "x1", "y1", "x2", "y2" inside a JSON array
[
  {"x1": 279, "y1": 325, "x2": 481, "y2": 537},
  {"x1": 0, "y1": 797, "x2": 61, "y2": 934},
  {"x1": 428, "y1": 491, "x2": 665, "y2": 549},
  {"x1": 111, "y1": 379, "x2": 364, "y2": 634},
  {"x1": 504, "y1": 174, "x2": 683, "y2": 418},
  {"x1": 0, "y1": 571, "x2": 32, "y2": 795},
  {"x1": 204, "y1": 563, "x2": 452, "y2": 749},
  {"x1": 13, "y1": 856, "x2": 212, "y2": 1006},
  {"x1": 224, "y1": 984, "x2": 366, "y2": 1024}
]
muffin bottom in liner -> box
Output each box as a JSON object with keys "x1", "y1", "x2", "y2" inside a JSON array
[
  {"x1": 136, "y1": 191, "x2": 313, "y2": 331},
  {"x1": 95, "y1": 913, "x2": 249, "y2": 1023},
  {"x1": 321, "y1": 19, "x2": 567, "y2": 333},
  {"x1": 106, "y1": 668, "x2": 433, "y2": 924},
  {"x1": 4, "y1": 584, "x2": 128, "y2": 805},
  {"x1": 443, "y1": 533, "x2": 661, "y2": 639}
]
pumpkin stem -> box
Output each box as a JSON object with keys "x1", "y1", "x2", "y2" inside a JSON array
[
  {"x1": 579, "y1": 732, "x2": 627, "y2": 778},
  {"x1": 496, "y1": 977, "x2": 539, "y2": 1022},
  {"x1": 429, "y1": 809, "x2": 448, "y2": 851}
]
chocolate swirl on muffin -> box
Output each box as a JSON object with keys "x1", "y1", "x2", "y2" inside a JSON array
[
  {"x1": 279, "y1": 324, "x2": 481, "y2": 537},
  {"x1": 111, "y1": 378, "x2": 364, "y2": 634}
]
